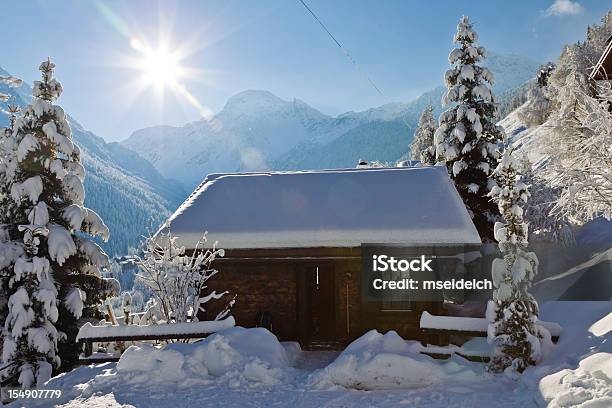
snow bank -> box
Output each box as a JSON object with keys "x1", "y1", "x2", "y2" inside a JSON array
[
  {"x1": 309, "y1": 330, "x2": 477, "y2": 390},
  {"x1": 538, "y1": 353, "x2": 612, "y2": 407},
  {"x1": 115, "y1": 326, "x2": 292, "y2": 387},
  {"x1": 526, "y1": 302, "x2": 612, "y2": 407},
  {"x1": 537, "y1": 302, "x2": 611, "y2": 364},
  {"x1": 281, "y1": 341, "x2": 302, "y2": 365}
]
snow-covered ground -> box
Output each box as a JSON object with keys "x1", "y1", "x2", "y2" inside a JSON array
[{"x1": 10, "y1": 301, "x2": 610, "y2": 408}]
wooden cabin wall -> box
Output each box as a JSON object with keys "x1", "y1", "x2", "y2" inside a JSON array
[
  {"x1": 202, "y1": 262, "x2": 299, "y2": 341},
  {"x1": 201, "y1": 247, "x2": 445, "y2": 346}
]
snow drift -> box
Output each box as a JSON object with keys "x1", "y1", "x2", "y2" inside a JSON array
[
  {"x1": 116, "y1": 326, "x2": 292, "y2": 387},
  {"x1": 538, "y1": 353, "x2": 612, "y2": 407},
  {"x1": 308, "y1": 329, "x2": 477, "y2": 390}
]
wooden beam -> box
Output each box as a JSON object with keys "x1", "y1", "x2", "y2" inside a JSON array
[
  {"x1": 420, "y1": 351, "x2": 491, "y2": 363},
  {"x1": 78, "y1": 331, "x2": 212, "y2": 343},
  {"x1": 590, "y1": 36, "x2": 612, "y2": 80},
  {"x1": 421, "y1": 328, "x2": 559, "y2": 343},
  {"x1": 79, "y1": 356, "x2": 121, "y2": 364}
]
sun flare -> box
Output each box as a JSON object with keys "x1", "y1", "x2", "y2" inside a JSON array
[
  {"x1": 120, "y1": 33, "x2": 213, "y2": 118},
  {"x1": 130, "y1": 37, "x2": 184, "y2": 88}
]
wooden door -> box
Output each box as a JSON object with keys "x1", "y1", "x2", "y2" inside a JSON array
[{"x1": 299, "y1": 264, "x2": 335, "y2": 344}]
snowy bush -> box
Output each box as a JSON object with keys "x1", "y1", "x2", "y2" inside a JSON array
[
  {"x1": 434, "y1": 16, "x2": 504, "y2": 241},
  {"x1": 486, "y1": 148, "x2": 548, "y2": 376},
  {"x1": 135, "y1": 224, "x2": 234, "y2": 324}
]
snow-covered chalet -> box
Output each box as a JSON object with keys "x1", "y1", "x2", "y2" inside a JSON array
[{"x1": 167, "y1": 165, "x2": 482, "y2": 348}]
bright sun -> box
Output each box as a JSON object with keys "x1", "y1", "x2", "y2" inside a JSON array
[
  {"x1": 124, "y1": 35, "x2": 212, "y2": 118},
  {"x1": 130, "y1": 37, "x2": 184, "y2": 89}
]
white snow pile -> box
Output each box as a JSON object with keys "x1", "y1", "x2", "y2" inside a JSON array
[
  {"x1": 308, "y1": 329, "x2": 477, "y2": 390},
  {"x1": 538, "y1": 353, "x2": 612, "y2": 407},
  {"x1": 528, "y1": 303, "x2": 612, "y2": 407},
  {"x1": 115, "y1": 326, "x2": 293, "y2": 388}
]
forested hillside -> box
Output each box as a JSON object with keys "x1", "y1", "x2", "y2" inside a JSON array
[{"x1": 0, "y1": 68, "x2": 186, "y2": 256}]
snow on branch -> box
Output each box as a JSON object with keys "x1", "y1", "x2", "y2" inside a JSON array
[
  {"x1": 134, "y1": 223, "x2": 234, "y2": 324},
  {"x1": 544, "y1": 73, "x2": 612, "y2": 223}
]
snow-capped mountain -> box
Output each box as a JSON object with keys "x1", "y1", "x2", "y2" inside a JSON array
[
  {"x1": 0, "y1": 67, "x2": 186, "y2": 256},
  {"x1": 122, "y1": 90, "x2": 366, "y2": 189},
  {"x1": 122, "y1": 52, "x2": 541, "y2": 190}
]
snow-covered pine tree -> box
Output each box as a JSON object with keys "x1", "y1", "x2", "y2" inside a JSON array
[
  {"x1": 410, "y1": 105, "x2": 437, "y2": 165},
  {"x1": 486, "y1": 148, "x2": 546, "y2": 376},
  {"x1": 1, "y1": 59, "x2": 111, "y2": 387},
  {"x1": 537, "y1": 62, "x2": 556, "y2": 88},
  {"x1": 435, "y1": 16, "x2": 504, "y2": 241}
]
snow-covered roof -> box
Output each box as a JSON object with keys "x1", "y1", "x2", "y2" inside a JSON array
[{"x1": 167, "y1": 166, "x2": 481, "y2": 249}]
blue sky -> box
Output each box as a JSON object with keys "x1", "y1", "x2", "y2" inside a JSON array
[{"x1": 2, "y1": 0, "x2": 610, "y2": 141}]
